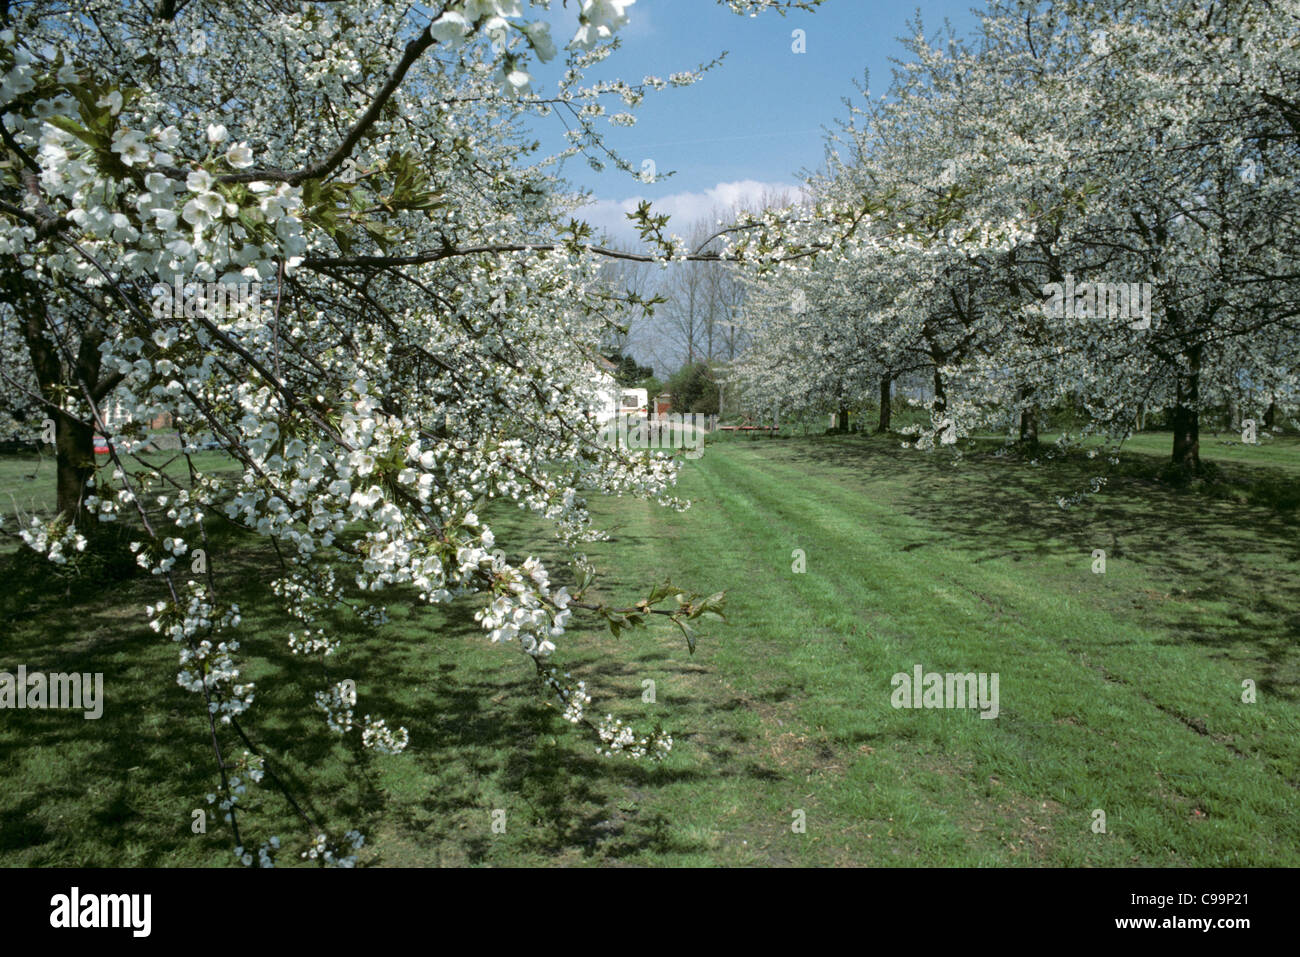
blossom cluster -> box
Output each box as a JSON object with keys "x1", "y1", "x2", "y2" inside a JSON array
[
  {"x1": 595, "y1": 714, "x2": 673, "y2": 761},
  {"x1": 17, "y1": 516, "x2": 88, "y2": 565},
  {"x1": 301, "y1": 830, "x2": 366, "y2": 868}
]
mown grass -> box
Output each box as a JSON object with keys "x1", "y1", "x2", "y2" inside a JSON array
[{"x1": 0, "y1": 432, "x2": 1296, "y2": 866}]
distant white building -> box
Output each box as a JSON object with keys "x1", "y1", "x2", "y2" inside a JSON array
[
  {"x1": 592, "y1": 355, "x2": 649, "y2": 424},
  {"x1": 620, "y1": 387, "x2": 649, "y2": 415}
]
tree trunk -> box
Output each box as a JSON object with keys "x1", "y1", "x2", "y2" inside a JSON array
[
  {"x1": 1019, "y1": 409, "x2": 1038, "y2": 446},
  {"x1": 932, "y1": 367, "x2": 947, "y2": 442},
  {"x1": 1013, "y1": 408, "x2": 1034, "y2": 444},
  {"x1": 6, "y1": 258, "x2": 102, "y2": 527},
  {"x1": 56, "y1": 414, "x2": 95, "y2": 522},
  {"x1": 877, "y1": 375, "x2": 891, "y2": 432},
  {"x1": 1017, "y1": 386, "x2": 1038, "y2": 447},
  {"x1": 1171, "y1": 346, "x2": 1202, "y2": 471},
  {"x1": 837, "y1": 403, "x2": 849, "y2": 434},
  {"x1": 1264, "y1": 398, "x2": 1277, "y2": 430}
]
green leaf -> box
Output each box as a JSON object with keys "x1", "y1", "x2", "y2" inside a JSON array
[
  {"x1": 644, "y1": 579, "x2": 678, "y2": 605},
  {"x1": 674, "y1": 618, "x2": 697, "y2": 655},
  {"x1": 46, "y1": 114, "x2": 99, "y2": 148}
]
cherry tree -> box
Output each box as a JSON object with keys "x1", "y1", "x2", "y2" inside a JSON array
[
  {"x1": 737, "y1": 0, "x2": 1298, "y2": 471},
  {"x1": 0, "y1": 0, "x2": 822, "y2": 865},
  {"x1": 917, "y1": 0, "x2": 1300, "y2": 467},
  {"x1": 732, "y1": 45, "x2": 1034, "y2": 447}
]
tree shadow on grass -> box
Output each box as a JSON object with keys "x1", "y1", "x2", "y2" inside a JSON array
[
  {"x1": 351, "y1": 594, "x2": 781, "y2": 863},
  {"x1": 0, "y1": 482, "x2": 872, "y2": 865},
  {"x1": 766, "y1": 435, "x2": 1300, "y2": 701}
]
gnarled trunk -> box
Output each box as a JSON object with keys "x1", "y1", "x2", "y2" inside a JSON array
[{"x1": 877, "y1": 375, "x2": 891, "y2": 432}]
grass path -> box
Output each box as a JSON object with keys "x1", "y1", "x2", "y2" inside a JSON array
[
  {"x1": 1, "y1": 435, "x2": 1296, "y2": 865},
  {"x1": 633, "y1": 437, "x2": 1299, "y2": 864}
]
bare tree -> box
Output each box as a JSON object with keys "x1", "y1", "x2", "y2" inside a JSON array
[{"x1": 594, "y1": 248, "x2": 659, "y2": 359}]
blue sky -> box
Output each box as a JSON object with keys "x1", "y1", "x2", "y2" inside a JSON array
[{"x1": 524, "y1": 0, "x2": 983, "y2": 245}]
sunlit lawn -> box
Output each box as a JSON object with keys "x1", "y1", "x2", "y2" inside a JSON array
[{"x1": 1, "y1": 431, "x2": 1297, "y2": 865}]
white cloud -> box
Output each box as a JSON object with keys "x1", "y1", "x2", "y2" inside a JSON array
[{"x1": 578, "y1": 179, "x2": 805, "y2": 248}]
